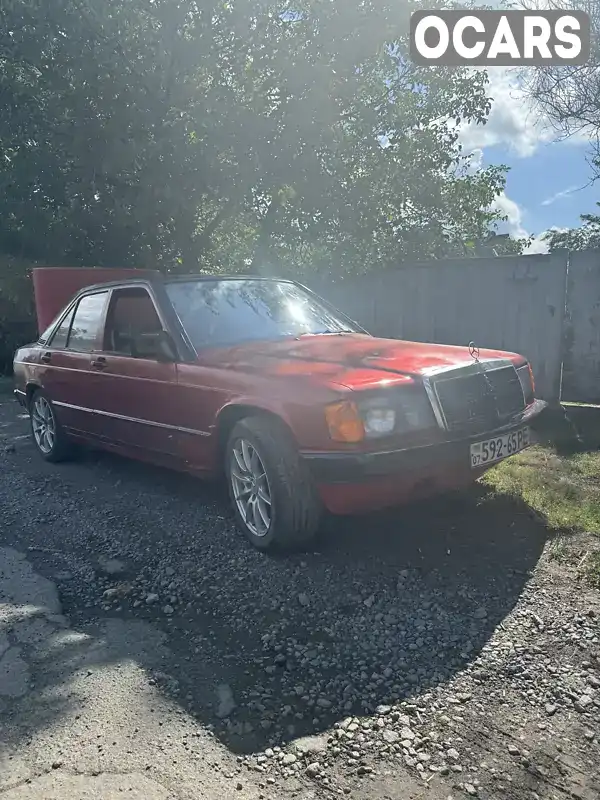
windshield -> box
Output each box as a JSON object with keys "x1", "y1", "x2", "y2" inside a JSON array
[{"x1": 165, "y1": 279, "x2": 361, "y2": 349}]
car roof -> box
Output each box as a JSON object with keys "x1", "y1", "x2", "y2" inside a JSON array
[{"x1": 77, "y1": 273, "x2": 295, "y2": 295}]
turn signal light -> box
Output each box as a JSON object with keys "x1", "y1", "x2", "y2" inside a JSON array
[
  {"x1": 528, "y1": 363, "x2": 536, "y2": 394},
  {"x1": 325, "y1": 400, "x2": 365, "y2": 443}
]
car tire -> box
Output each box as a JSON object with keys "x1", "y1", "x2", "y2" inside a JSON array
[
  {"x1": 29, "y1": 389, "x2": 74, "y2": 463},
  {"x1": 226, "y1": 415, "x2": 322, "y2": 551}
]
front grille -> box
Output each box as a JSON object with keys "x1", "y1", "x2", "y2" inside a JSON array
[{"x1": 432, "y1": 364, "x2": 525, "y2": 434}]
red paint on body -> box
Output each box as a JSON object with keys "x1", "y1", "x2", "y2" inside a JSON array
[
  {"x1": 318, "y1": 465, "x2": 490, "y2": 515},
  {"x1": 14, "y1": 271, "x2": 544, "y2": 520},
  {"x1": 196, "y1": 334, "x2": 524, "y2": 391}
]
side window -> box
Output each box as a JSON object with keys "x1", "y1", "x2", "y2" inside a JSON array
[
  {"x1": 39, "y1": 316, "x2": 62, "y2": 345},
  {"x1": 48, "y1": 307, "x2": 76, "y2": 349},
  {"x1": 103, "y1": 288, "x2": 163, "y2": 356},
  {"x1": 67, "y1": 292, "x2": 108, "y2": 352}
]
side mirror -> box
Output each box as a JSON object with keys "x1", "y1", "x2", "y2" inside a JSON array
[{"x1": 131, "y1": 330, "x2": 177, "y2": 362}]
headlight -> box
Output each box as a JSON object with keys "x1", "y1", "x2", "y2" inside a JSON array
[
  {"x1": 363, "y1": 401, "x2": 396, "y2": 436},
  {"x1": 325, "y1": 387, "x2": 436, "y2": 443}
]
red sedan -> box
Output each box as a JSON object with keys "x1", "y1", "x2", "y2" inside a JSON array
[{"x1": 13, "y1": 270, "x2": 546, "y2": 551}]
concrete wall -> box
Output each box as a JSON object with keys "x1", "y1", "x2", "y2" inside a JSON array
[
  {"x1": 310, "y1": 252, "x2": 569, "y2": 402},
  {"x1": 562, "y1": 249, "x2": 600, "y2": 403}
]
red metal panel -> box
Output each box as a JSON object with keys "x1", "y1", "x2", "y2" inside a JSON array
[{"x1": 31, "y1": 267, "x2": 160, "y2": 333}]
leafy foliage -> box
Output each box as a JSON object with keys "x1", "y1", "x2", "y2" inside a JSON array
[
  {"x1": 0, "y1": 0, "x2": 522, "y2": 282},
  {"x1": 0, "y1": 257, "x2": 37, "y2": 373},
  {"x1": 1, "y1": 1, "x2": 529, "y2": 368},
  {"x1": 520, "y1": 0, "x2": 600, "y2": 174},
  {"x1": 546, "y1": 202, "x2": 600, "y2": 251}
]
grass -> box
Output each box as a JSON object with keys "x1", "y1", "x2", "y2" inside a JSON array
[
  {"x1": 485, "y1": 446, "x2": 600, "y2": 532},
  {"x1": 484, "y1": 444, "x2": 600, "y2": 588}
]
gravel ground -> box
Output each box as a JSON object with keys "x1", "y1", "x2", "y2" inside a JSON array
[{"x1": 0, "y1": 391, "x2": 599, "y2": 800}]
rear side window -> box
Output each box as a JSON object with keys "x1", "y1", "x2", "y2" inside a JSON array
[
  {"x1": 103, "y1": 288, "x2": 163, "y2": 355},
  {"x1": 48, "y1": 307, "x2": 76, "y2": 349},
  {"x1": 67, "y1": 292, "x2": 108, "y2": 352}
]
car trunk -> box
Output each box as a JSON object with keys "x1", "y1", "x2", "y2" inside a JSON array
[{"x1": 32, "y1": 267, "x2": 161, "y2": 333}]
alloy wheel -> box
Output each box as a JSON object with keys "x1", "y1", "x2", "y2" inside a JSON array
[
  {"x1": 230, "y1": 438, "x2": 272, "y2": 537},
  {"x1": 31, "y1": 396, "x2": 56, "y2": 455}
]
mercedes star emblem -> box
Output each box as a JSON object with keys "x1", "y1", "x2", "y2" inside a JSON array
[{"x1": 468, "y1": 341, "x2": 480, "y2": 361}]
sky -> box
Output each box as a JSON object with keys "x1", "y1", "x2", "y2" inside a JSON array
[{"x1": 458, "y1": 66, "x2": 597, "y2": 253}]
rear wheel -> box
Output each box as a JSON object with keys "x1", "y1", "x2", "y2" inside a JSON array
[
  {"x1": 29, "y1": 390, "x2": 74, "y2": 463},
  {"x1": 226, "y1": 415, "x2": 322, "y2": 551}
]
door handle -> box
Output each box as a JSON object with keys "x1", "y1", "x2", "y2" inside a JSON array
[
  {"x1": 40, "y1": 352, "x2": 51, "y2": 364},
  {"x1": 91, "y1": 357, "x2": 107, "y2": 370}
]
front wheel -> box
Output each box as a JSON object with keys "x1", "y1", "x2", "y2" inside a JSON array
[
  {"x1": 29, "y1": 390, "x2": 74, "y2": 463},
  {"x1": 226, "y1": 416, "x2": 322, "y2": 551}
]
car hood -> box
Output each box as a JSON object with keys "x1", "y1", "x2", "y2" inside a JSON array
[{"x1": 198, "y1": 334, "x2": 521, "y2": 390}]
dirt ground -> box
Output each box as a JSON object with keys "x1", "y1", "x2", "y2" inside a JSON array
[{"x1": 0, "y1": 388, "x2": 599, "y2": 800}]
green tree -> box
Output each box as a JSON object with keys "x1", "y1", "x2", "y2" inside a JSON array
[
  {"x1": 0, "y1": 0, "x2": 523, "y2": 284},
  {"x1": 546, "y1": 204, "x2": 600, "y2": 251},
  {"x1": 202, "y1": 1, "x2": 523, "y2": 273},
  {"x1": 520, "y1": 0, "x2": 600, "y2": 177}
]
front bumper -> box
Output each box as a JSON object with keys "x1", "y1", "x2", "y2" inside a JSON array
[{"x1": 302, "y1": 399, "x2": 547, "y2": 484}]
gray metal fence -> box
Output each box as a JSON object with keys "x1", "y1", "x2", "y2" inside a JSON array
[
  {"x1": 309, "y1": 251, "x2": 571, "y2": 403},
  {"x1": 7, "y1": 251, "x2": 600, "y2": 402},
  {"x1": 561, "y1": 249, "x2": 600, "y2": 404}
]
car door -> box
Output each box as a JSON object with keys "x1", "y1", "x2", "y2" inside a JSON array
[
  {"x1": 86, "y1": 285, "x2": 180, "y2": 462},
  {"x1": 38, "y1": 291, "x2": 109, "y2": 436}
]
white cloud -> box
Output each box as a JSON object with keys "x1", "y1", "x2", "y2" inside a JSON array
[
  {"x1": 457, "y1": 62, "x2": 592, "y2": 162},
  {"x1": 524, "y1": 227, "x2": 571, "y2": 254},
  {"x1": 491, "y1": 191, "x2": 529, "y2": 238},
  {"x1": 490, "y1": 191, "x2": 563, "y2": 254},
  {"x1": 540, "y1": 185, "x2": 579, "y2": 206},
  {"x1": 459, "y1": 67, "x2": 555, "y2": 158},
  {"x1": 524, "y1": 232, "x2": 550, "y2": 254},
  {"x1": 464, "y1": 147, "x2": 484, "y2": 174}
]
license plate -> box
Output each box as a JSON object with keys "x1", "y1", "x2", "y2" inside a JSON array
[{"x1": 470, "y1": 427, "x2": 530, "y2": 468}]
